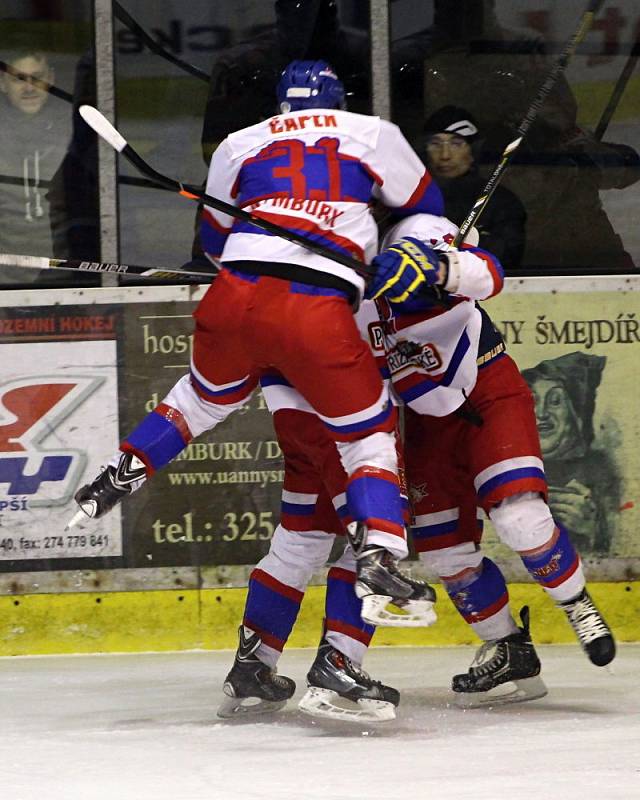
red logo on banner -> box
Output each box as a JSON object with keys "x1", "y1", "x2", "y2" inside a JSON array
[{"x1": 0, "y1": 377, "x2": 103, "y2": 501}]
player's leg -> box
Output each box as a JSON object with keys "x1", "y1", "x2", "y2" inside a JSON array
[
  {"x1": 275, "y1": 292, "x2": 434, "y2": 627},
  {"x1": 301, "y1": 539, "x2": 399, "y2": 723},
  {"x1": 69, "y1": 273, "x2": 259, "y2": 525},
  {"x1": 276, "y1": 413, "x2": 400, "y2": 721},
  {"x1": 405, "y1": 404, "x2": 547, "y2": 707},
  {"x1": 471, "y1": 356, "x2": 615, "y2": 666},
  {"x1": 218, "y1": 405, "x2": 339, "y2": 717},
  {"x1": 218, "y1": 524, "x2": 335, "y2": 718},
  {"x1": 241, "y1": 405, "x2": 401, "y2": 721}
]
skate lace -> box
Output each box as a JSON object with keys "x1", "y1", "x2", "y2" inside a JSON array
[
  {"x1": 270, "y1": 671, "x2": 291, "y2": 688},
  {"x1": 469, "y1": 640, "x2": 506, "y2": 676},
  {"x1": 565, "y1": 597, "x2": 610, "y2": 645},
  {"x1": 337, "y1": 652, "x2": 378, "y2": 688},
  {"x1": 385, "y1": 556, "x2": 425, "y2": 587}
]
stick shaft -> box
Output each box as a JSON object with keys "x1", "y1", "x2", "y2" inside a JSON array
[
  {"x1": 80, "y1": 104, "x2": 373, "y2": 279},
  {"x1": 113, "y1": 1, "x2": 209, "y2": 83},
  {"x1": 594, "y1": 37, "x2": 640, "y2": 140},
  {"x1": 0, "y1": 253, "x2": 216, "y2": 282},
  {"x1": 118, "y1": 143, "x2": 375, "y2": 278},
  {"x1": 453, "y1": 0, "x2": 605, "y2": 247}
]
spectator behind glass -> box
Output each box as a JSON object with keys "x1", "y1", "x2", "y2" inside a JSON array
[
  {"x1": 423, "y1": 105, "x2": 526, "y2": 269},
  {"x1": 187, "y1": 0, "x2": 370, "y2": 268},
  {"x1": 47, "y1": 49, "x2": 101, "y2": 269},
  {"x1": 201, "y1": 0, "x2": 370, "y2": 162},
  {"x1": 397, "y1": 0, "x2": 640, "y2": 272},
  {"x1": 0, "y1": 42, "x2": 101, "y2": 288},
  {"x1": 0, "y1": 48, "x2": 69, "y2": 285}
]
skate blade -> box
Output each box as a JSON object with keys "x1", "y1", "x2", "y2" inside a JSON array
[
  {"x1": 298, "y1": 686, "x2": 396, "y2": 723},
  {"x1": 216, "y1": 692, "x2": 288, "y2": 719},
  {"x1": 65, "y1": 506, "x2": 92, "y2": 531},
  {"x1": 360, "y1": 594, "x2": 437, "y2": 628},
  {"x1": 453, "y1": 675, "x2": 548, "y2": 709}
]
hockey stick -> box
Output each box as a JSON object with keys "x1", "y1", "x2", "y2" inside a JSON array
[
  {"x1": 453, "y1": 0, "x2": 605, "y2": 247},
  {"x1": 0, "y1": 253, "x2": 217, "y2": 282},
  {"x1": 78, "y1": 105, "x2": 375, "y2": 279},
  {"x1": 113, "y1": 1, "x2": 210, "y2": 83},
  {"x1": 0, "y1": 172, "x2": 171, "y2": 193},
  {"x1": 594, "y1": 33, "x2": 640, "y2": 140},
  {"x1": 390, "y1": 0, "x2": 607, "y2": 352}
]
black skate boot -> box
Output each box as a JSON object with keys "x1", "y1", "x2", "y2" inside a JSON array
[
  {"x1": 451, "y1": 606, "x2": 548, "y2": 708},
  {"x1": 298, "y1": 636, "x2": 399, "y2": 722},
  {"x1": 348, "y1": 522, "x2": 436, "y2": 627},
  {"x1": 66, "y1": 452, "x2": 146, "y2": 529},
  {"x1": 217, "y1": 626, "x2": 296, "y2": 718},
  {"x1": 559, "y1": 589, "x2": 615, "y2": 666}
]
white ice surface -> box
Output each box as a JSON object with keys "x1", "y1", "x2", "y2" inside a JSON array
[{"x1": 1, "y1": 644, "x2": 638, "y2": 800}]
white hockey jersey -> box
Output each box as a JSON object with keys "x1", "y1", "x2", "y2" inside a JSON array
[
  {"x1": 201, "y1": 108, "x2": 443, "y2": 297},
  {"x1": 377, "y1": 214, "x2": 504, "y2": 417}
]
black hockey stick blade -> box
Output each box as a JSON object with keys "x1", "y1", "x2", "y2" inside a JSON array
[
  {"x1": 453, "y1": 0, "x2": 606, "y2": 247},
  {"x1": 79, "y1": 105, "x2": 375, "y2": 279},
  {"x1": 114, "y1": 2, "x2": 210, "y2": 83},
  {"x1": 0, "y1": 253, "x2": 218, "y2": 282}
]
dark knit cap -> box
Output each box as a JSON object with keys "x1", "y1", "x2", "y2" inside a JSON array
[{"x1": 423, "y1": 105, "x2": 480, "y2": 141}]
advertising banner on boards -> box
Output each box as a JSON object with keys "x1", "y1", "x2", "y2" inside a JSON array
[
  {"x1": 0, "y1": 282, "x2": 638, "y2": 579},
  {"x1": 116, "y1": 297, "x2": 282, "y2": 569},
  {"x1": 485, "y1": 287, "x2": 640, "y2": 566},
  {"x1": 0, "y1": 289, "x2": 284, "y2": 573},
  {"x1": 0, "y1": 304, "x2": 122, "y2": 565}
]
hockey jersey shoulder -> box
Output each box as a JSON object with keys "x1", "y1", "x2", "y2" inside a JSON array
[
  {"x1": 382, "y1": 213, "x2": 462, "y2": 249},
  {"x1": 382, "y1": 214, "x2": 502, "y2": 300},
  {"x1": 226, "y1": 109, "x2": 382, "y2": 161}
]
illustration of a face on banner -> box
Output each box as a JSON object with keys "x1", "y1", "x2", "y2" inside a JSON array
[{"x1": 522, "y1": 351, "x2": 622, "y2": 555}]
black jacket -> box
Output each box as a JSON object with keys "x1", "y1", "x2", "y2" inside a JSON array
[{"x1": 435, "y1": 169, "x2": 526, "y2": 270}]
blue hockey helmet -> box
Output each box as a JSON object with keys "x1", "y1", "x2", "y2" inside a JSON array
[{"x1": 276, "y1": 59, "x2": 345, "y2": 113}]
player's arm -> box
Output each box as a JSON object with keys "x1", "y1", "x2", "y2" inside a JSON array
[
  {"x1": 372, "y1": 120, "x2": 444, "y2": 217},
  {"x1": 365, "y1": 237, "x2": 444, "y2": 303},
  {"x1": 442, "y1": 244, "x2": 504, "y2": 300},
  {"x1": 199, "y1": 140, "x2": 241, "y2": 259},
  {"x1": 365, "y1": 238, "x2": 503, "y2": 307}
]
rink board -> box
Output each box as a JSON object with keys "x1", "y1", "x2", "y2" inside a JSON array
[
  {"x1": 1, "y1": 279, "x2": 640, "y2": 655},
  {"x1": 0, "y1": 581, "x2": 637, "y2": 656}
]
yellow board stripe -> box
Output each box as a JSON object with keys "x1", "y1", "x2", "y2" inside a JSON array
[{"x1": 0, "y1": 582, "x2": 637, "y2": 656}]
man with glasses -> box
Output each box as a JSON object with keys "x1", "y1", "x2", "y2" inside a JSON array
[{"x1": 423, "y1": 105, "x2": 526, "y2": 269}]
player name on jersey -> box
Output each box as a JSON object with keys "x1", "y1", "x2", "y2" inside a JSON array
[{"x1": 268, "y1": 113, "x2": 337, "y2": 134}]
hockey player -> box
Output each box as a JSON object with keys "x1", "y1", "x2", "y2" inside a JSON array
[
  {"x1": 365, "y1": 212, "x2": 616, "y2": 707},
  {"x1": 218, "y1": 297, "x2": 432, "y2": 722},
  {"x1": 69, "y1": 60, "x2": 443, "y2": 706}
]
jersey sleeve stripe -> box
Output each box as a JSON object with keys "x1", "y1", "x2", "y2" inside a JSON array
[
  {"x1": 399, "y1": 170, "x2": 445, "y2": 216},
  {"x1": 463, "y1": 244, "x2": 505, "y2": 296},
  {"x1": 201, "y1": 209, "x2": 233, "y2": 258},
  {"x1": 236, "y1": 210, "x2": 365, "y2": 261}
]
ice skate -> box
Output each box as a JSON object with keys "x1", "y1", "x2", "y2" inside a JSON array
[
  {"x1": 66, "y1": 452, "x2": 146, "y2": 529},
  {"x1": 451, "y1": 606, "x2": 548, "y2": 708},
  {"x1": 298, "y1": 636, "x2": 399, "y2": 722},
  {"x1": 348, "y1": 523, "x2": 436, "y2": 627},
  {"x1": 217, "y1": 626, "x2": 296, "y2": 718},
  {"x1": 559, "y1": 589, "x2": 615, "y2": 666}
]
